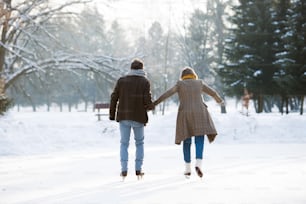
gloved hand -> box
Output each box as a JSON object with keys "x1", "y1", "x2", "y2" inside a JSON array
[{"x1": 146, "y1": 103, "x2": 155, "y2": 111}]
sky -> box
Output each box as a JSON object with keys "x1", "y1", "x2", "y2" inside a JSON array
[{"x1": 88, "y1": 0, "x2": 209, "y2": 36}]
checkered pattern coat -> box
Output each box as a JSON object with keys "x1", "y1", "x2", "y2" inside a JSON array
[{"x1": 154, "y1": 79, "x2": 223, "y2": 145}]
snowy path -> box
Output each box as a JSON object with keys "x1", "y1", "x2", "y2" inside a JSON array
[{"x1": 1, "y1": 144, "x2": 306, "y2": 204}]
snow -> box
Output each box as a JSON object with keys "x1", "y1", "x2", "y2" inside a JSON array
[
  {"x1": 247, "y1": 22, "x2": 255, "y2": 27},
  {"x1": 243, "y1": 54, "x2": 253, "y2": 59},
  {"x1": 1, "y1": 100, "x2": 306, "y2": 204},
  {"x1": 230, "y1": 79, "x2": 241, "y2": 87},
  {"x1": 253, "y1": 70, "x2": 262, "y2": 77}
]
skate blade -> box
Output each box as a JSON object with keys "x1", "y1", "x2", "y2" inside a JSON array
[
  {"x1": 184, "y1": 172, "x2": 191, "y2": 179},
  {"x1": 195, "y1": 167, "x2": 203, "y2": 178},
  {"x1": 137, "y1": 175, "x2": 144, "y2": 180},
  {"x1": 121, "y1": 176, "x2": 127, "y2": 182}
]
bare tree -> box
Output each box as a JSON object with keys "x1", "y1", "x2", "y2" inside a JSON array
[
  {"x1": 0, "y1": 0, "x2": 127, "y2": 95},
  {"x1": 0, "y1": 0, "x2": 136, "y2": 112}
]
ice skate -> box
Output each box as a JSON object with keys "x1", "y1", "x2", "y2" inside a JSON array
[{"x1": 136, "y1": 170, "x2": 144, "y2": 180}]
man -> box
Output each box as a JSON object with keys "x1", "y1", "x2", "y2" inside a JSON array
[{"x1": 109, "y1": 58, "x2": 153, "y2": 180}]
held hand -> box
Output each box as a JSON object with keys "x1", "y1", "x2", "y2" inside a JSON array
[{"x1": 145, "y1": 103, "x2": 155, "y2": 111}]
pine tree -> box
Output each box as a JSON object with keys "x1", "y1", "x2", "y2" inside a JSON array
[
  {"x1": 220, "y1": 0, "x2": 277, "y2": 113},
  {"x1": 286, "y1": 0, "x2": 306, "y2": 114},
  {"x1": 142, "y1": 21, "x2": 166, "y2": 102},
  {"x1": 273, "y1": 0, "x2": 292, "y2": 114},
  {"x1": 186, "y1": 8, "x2": 214, "y2": 80},
  {"x1": 107, "y1": 20, "x2": 130, "y2": 57}
]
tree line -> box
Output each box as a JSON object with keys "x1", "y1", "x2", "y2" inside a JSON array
[
  {"x1": 1, "y1": 0, "x2": 305, "y2": 114},
  {"x1": 220, "y1": 0, "x2": 306, "y2": 114}
]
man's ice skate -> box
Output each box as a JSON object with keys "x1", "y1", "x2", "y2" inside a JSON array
[
  {"x1": 120, "y1": 171, "x2": 127, "y2": 181},
  {"x1": 136, "y1": 170, "x2": 144, "y2": 180}
]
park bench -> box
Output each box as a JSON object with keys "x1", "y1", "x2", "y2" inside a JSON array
[{"x1": 94, "y1": 103, "x2": 109, "y2": 121}]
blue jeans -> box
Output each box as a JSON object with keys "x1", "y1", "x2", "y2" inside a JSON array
[
  {"x1": 119, "y1": 120, "x2": 144, "y2": 172},
  {"x1": 183, "y1": 136, "x2": 204, "y2": 163}
]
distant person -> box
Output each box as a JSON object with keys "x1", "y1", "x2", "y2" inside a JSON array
[
  {"x1": 241, "y1": 88, "x2": 252, "y2": 116},
  {"x1": 109, "y1": 58, "x2": 154, "y2": 180},
  {"x1": 153, "y1": 67, "x2": 224, "y2": 178}
]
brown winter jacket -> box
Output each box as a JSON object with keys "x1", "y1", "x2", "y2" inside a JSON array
[
  {"x1": 154, "y1": 79, "x2": 223, "y2": 144},
  {"x1": 110, "y1": 75, "x2": 153, "y2": 125}
]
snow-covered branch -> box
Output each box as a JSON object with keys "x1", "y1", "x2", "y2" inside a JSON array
[
  {"x1": 1, "y1": 0, "x2": 98, "y2": 87},
  {"x1": 5, "y1": 52, "x2": 126, "y2": 89}
]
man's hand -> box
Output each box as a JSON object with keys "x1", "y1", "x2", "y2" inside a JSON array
[{"x1": 145, "y1": 103, "x2": 155, "y2": 111}]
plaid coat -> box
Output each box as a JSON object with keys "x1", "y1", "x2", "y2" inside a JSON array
[
  {"x1": 154, "y1": 79, "x2": 223, "y2": 145},
  {"x1": 110, "y1": 75, "x2": 153, "y2": 124}
]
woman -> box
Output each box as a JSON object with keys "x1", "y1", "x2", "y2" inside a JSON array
[{"x1": 153, "y1": 67, "x2": 223, "y2": 178}]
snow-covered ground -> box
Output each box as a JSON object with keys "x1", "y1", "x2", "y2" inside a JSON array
[{"x1": 0, "y1": 100, "x2": 306, "y2": 204}]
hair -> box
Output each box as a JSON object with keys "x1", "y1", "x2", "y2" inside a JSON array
[
  {"x1": 131, "y1": 58, "x2": 144, "y2": 70},
  {"x1": 180, "y1": 67, "x2": 198, "y2": 79}
]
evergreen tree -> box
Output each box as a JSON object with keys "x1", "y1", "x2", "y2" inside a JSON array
[
  {"x1": 142, "y1": 21, "x2": 165, "y2": 100},
  {"x1": 212, "y1": 0, "x2": 231, "y2": 113},
  {"x1": 68, "y1": 6, "x2": 109, "y2": 54},
  {"x1": 212, "y1": 0, "x2": 231, "y2": 66},
  {"x1": 147, "y1": 21, "x2": 164, "y2": 67},
  {"x1": 273, "y1": 0, "x2": 293, "y2": 113},
  {"x1": 186, "y1": 8, "x2": 214, "y2": 80},
  {"x1": 220, "y1": 0, "x2": 277, "y2": 113},
  {"x1": 107, "y1": 20, "x2": 130, "y2": 57},
  {"x1": 286, "y1": 0, "x2": 306, "y2": 114}
]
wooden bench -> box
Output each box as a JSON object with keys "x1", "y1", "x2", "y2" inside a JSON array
[{"x1": 94, "y1": 103, "x2": 110, "y2": 121}]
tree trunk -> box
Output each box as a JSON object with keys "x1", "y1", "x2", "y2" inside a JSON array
[
  {"x1": 280, "y1": 96, "x2": 284, "y2": 115},
  {"x1": 68, "y1": 103, "x2": 72, "y2": 112},
  {"x1": 257, "y1": 94, "x2": 264, "y2": 113},
  {"x1": 300, "y1": 95, "x2": 304, "y2": 115},
  {"x1": 59, "y1": 102, "x2": 63, "y2": 112},
  {"x1": 26, "y1": 97, "x2": 36, "y2": 112},
  {"x1": 47, "y1": 97, "x2": 51, "y2": 112},
  {"x1": 0, "y1": 3, "x2": 11, "y2": 75},
  {"x1": 162, "y1": 20, "x2": 170, "y2": 116},
  {"x1": 285, "y1": 97, "x2": 289, "y2": 114},
  {"x1": 84, "y1": 100, "x2": 88, "y2": 112},
  {"x1": 221, "y1": 105, "x2": 226, "y2": 113}
]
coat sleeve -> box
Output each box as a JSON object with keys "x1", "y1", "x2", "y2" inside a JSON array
[
  {"x1": 154, "y1": 84, "x2": 178, "y2": 106},
  {"x1": 109, "y1": 80, "x2": 119, "y2": 120},
  {"x1": 143, "y1": 80, "x2": 154, "y2": 110},
  {"x1": 201, "y1": 81, "x2": 223, "y2": 103}
]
